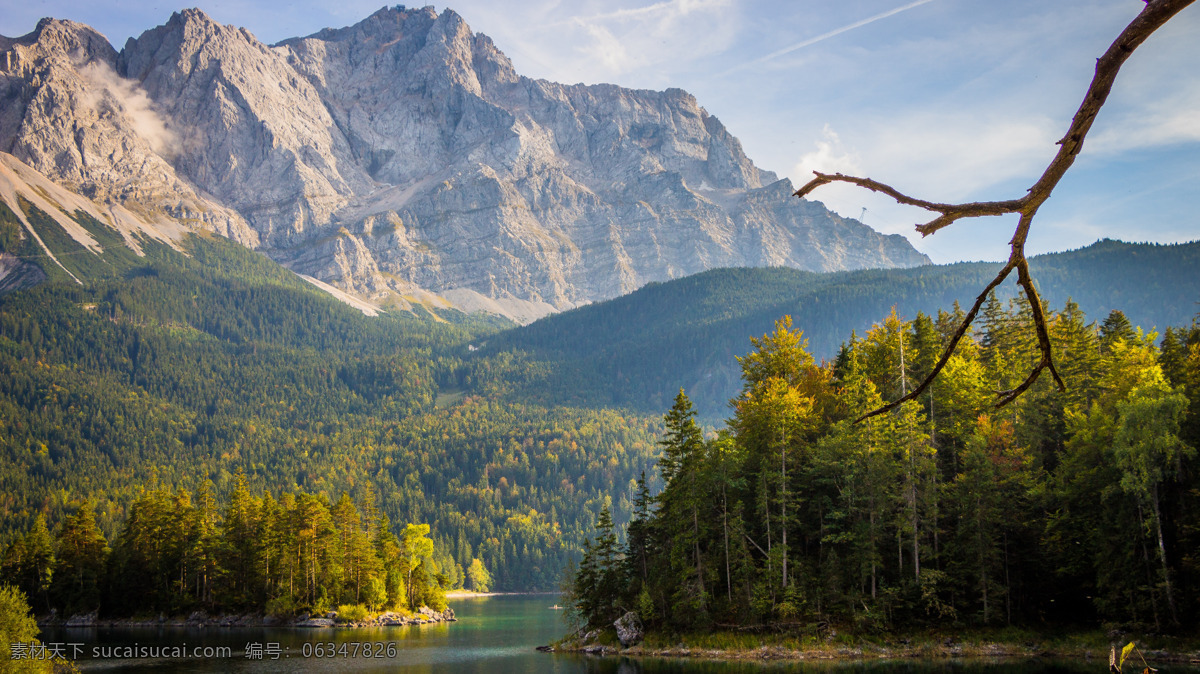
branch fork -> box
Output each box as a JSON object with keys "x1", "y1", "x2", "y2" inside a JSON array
[{"x1": 792, "y1": 0, "x2": 1196, "y2": 422}]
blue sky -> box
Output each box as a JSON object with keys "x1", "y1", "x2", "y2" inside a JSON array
[{"x1": 3, "y1": 0, "x2": 1198, "y2": 263}]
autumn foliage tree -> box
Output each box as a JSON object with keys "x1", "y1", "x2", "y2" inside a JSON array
[{"x1": 569, "y1": 299, "x2": 1199, "y2": 633}]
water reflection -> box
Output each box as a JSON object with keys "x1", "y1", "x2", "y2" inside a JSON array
[
  {"x1": 579, "y1": 656, "x2": 1196, "y2": 673},
  {"x1": 37, "y1": 596, "x2": 1199, "y2": 673}
]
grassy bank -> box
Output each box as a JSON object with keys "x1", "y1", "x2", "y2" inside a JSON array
[
  {"x1": 444, "y1": 590, "x2": 561, "y2": 598},
  {"x1": 557, "y1": 626, "x2": 1200, "y2": 666}
]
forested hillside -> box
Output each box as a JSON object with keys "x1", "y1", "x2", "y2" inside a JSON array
[
  {"x1": 3, "y1": 197, "x2": 1198, "y2": 619},
  {"x1": 0, "y1": 211, "x2": 661, "y2": 605},
  {"x1": 570, "y1": 296, "x2": 1200, "y2": 633},
  {"x1": 482, "y1": 240, "x2": 1200, "y2": 419},
  {"x1": 4, "y1": 483, "x2": 457, "y2": 619}
]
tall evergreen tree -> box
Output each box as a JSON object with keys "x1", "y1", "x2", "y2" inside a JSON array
[
  {"x1": 220, "y1": 471, "x2": 260, "y2": 608},
  {"x1": 1101, "y1": 309, "x2": 1137, "y2": 354},
  {"x1": 51, "y1": 502, "x2": 108, "y2": 613},
  {"x1": 1113, "y1": 375, "x2": 1192, "y2": 625}
]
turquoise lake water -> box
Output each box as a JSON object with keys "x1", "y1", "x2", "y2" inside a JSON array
[{"x1": 36, "y1": 595, "x2": 1199, "y2": 672}]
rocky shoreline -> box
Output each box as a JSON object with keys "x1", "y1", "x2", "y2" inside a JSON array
[
  {"x1": 38, "y1": 606, "x2": 456, "y2": 629},
  {"x1": 552, "y1": 639, "x2": 1200, "y2": 666},
  {"x1": 542, "y1": 614, "x2": 1200, "y2": 667}
]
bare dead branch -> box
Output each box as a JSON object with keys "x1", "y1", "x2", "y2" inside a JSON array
[
  {"x1": 996, "y1": 248, "x2": 1066, "y2": 404},
  {"x1": 806, "y1": 0, "x2": 1195, "y2": 420},
  {"x1": 793, "y1": 172, "x2": 1025, "y2": 237},
  {"x1": 856, "y1": 259, "x2": 1016, "y2": 422},
  {"x1": 743, "y1": 533, "x2": 769, "y2": 557}
]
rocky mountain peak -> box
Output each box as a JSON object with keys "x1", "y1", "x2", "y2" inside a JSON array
[
  {"x1": 1, "y1": 7, "x2": 930, "y2": 321},
  {"x1": 32, "y1": 18, "x2": 116, "y2": 63},
  {"x1": 0, "y1": 11, "x2": 258, "y2": 247},
  {"x1": 121, "y1": 7, "x2": 369, "y2": 247},
  {"x1": 122, "y1": 8, "x2": 274, "y2": 85},
  {"x1": 294, "y1": 5, "x2": 433, "y2": 43},
  {"x1": 157, "y1": 7, "x2": 262, "y2": 46},
  {"x1": 471, "y1": 33, "x2": 519, "y2": 86},
  {"x1": 1, "y1": 18, "x2": 116, "y2": 75}
]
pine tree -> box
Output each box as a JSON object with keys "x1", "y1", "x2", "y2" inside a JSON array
[
  {"x1": 659, "y1": 389, "x2": 703, "y2": 487},
  {"x1": 191, "y1": 482, "x2": 221, "y2": 606},
  {"x1": 1101, "y1": 310, "x2": 1137, "y2": 354},
  {"x1": 949, "y1": 415, "x2": 1036, "y2": 624},
  {"x1": 51, "y1": 502, "x2": 108, "y2": 613},
  {"x1": 373, "y1": 512, "x2": 403, "y2": 610},
  {"x1": 931, "y1": 303, "x2": 958, "y2": 348},
  {"x1": 624, "y1": 471, "x2": 654, "y2": 590},
  {"x1": 221, "y1": 471, "x2": 259, "y2": 607},
  {"x1": 731, "y1": 316, "x2": 831, "y2": 621},
  {"x1": 887, "y1": 400, "x2": 933, "y2": 583},
  {"x1": 910, "y1": 312, "x2": 942, "y2": 390},
  {"x1": 707, "y1": 433, "x2": 745, "y2": 606},
  {"x1": 1113, "y1": 375, "x2": 1192, "y2": 625},
  {"x1": 0, "y1": 531, "x2": 55, "y2": 618},
  {"x1": 569, "y1": 504, "x2": 623, "y2": 627}
]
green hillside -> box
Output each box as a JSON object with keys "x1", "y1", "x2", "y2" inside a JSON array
[
  {"x1": 2, "y1": 190, "x2": 1197, "y2": 610},
  {"x1": 481, "y1": 240, "x2": 1200, "y2": 419},
  {"x1": 0, "y1": 201, "x2": 661, "y2": 601},
  {"x1": 566, "y1": 265, "x2": 1200, "y2": 637}
]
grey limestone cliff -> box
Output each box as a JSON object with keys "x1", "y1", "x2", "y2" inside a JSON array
[
  {"x1": 0, "y1": 6, "x2": 929, "y2": 319},
  {"x1": 0, "y1": 18, "x2": 257, "y2": 246}
]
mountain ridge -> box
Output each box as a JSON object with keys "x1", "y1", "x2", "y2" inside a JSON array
[
  {"x1": 0, "y1": 6, "x2": 929, "y2": 320},
  {"x1": 480, "y1": 238, "x2": 1200, "y2": 418}
]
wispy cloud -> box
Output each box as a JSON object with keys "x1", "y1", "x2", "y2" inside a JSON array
[
  {"x1": 793, "y1": 124, "x2": 861, "y2": 183},
  {"x1": 1087, "y1": 82, "x2": 1200, "y2": 155},
  {"x1": 550, "y1": 0, "x2": 731, "y2": 26},
  {"x1": 577, "y1": 22, "x2": 636, "y2": 73},
  {"x1": 727, "y1": 0, "x2": 937, "y2": 74},
  {"x1": 486, "y1": 0, "x2": 738, "y2": 85}
]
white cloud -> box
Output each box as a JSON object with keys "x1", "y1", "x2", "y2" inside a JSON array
[
  {"x1": 786, "y1": 113, "x2": 1058, "y2": 224},
  {"x1": 732, "y1": 0, "x2": 938, "y2": 73},
  {"x1": 488, "y1": 0, "x2": 739, "y2": 86},
  {"x1": 1087, "y1": 82, "x2": 1200, "y2": 155},
  {"x1": 866, "y1": 112, "x2": 1059, "y2": 200},
  {"x1": 784, "y1": 110, "x2": 1062, "y2": 259},
  {"x1": 577, "y1": 22, "x2": 636, "y2": 73},
  {"x1": 793, "y1": 124, "x2": 861, "y2": 182}
]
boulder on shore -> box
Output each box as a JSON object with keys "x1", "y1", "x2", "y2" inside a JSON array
[
  {"x1": 65, "y1": 611, "x2": 97, "y2": 627},
  {"x1": 614, "y1": 611, "x2": 643, "y2": 647}
]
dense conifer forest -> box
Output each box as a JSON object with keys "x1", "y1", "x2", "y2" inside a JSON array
[
  {"x1": 484, "y1": 240, "x2": 1200, "y2": 418},
  {"x1": 3, "y1": 199, "x2": 1199, "y2": 626},
  {"x1": 3, "y1": 479, "x2": 456, "y2": 618},
  {"x1": 0, "y1": 219, "x2": 661, "y2": 607},
  {"x1": 567, "y1": 296, "x2": 1200, "y2": 634}
]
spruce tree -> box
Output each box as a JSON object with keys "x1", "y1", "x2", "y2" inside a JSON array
[
  {"x1": 659, "y1": 390, "x2": 703, "y2": 486},
  {"x1": 1100, "y1": 310, "x2": 1137, "y2": 354},
  {"x1": 51, "y1": 502, "x2": 108, "y2": 613}
]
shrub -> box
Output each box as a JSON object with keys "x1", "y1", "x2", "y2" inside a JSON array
[
  {"x1": 336, "y1": 604, "x2": 370, "y2": 622},
  {"x1": 265, "y1": 596, "x2": 298, "y2": 619}
]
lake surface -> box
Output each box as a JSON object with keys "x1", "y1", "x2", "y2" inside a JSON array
[{"x1": 37, "y1": 595, "x2": 1199, "y2": 673}]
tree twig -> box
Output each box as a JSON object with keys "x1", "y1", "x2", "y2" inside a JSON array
[
  {"x1": 794, "y1": 0, "x2": 1196, "y2": 421},
  {"x1": 793, "y1": 173, "x2": 1023, "y2": 237}
]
